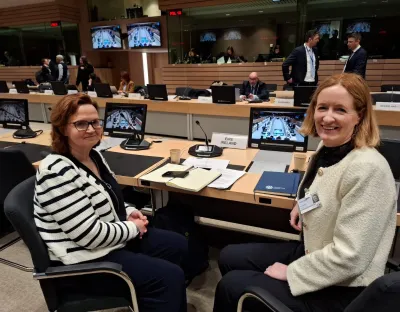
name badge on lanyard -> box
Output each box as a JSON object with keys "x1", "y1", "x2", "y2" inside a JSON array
[{"x1": 298, "y1": 192, "x2": 321, "y2": 214}]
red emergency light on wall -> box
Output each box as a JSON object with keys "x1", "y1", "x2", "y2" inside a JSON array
[
  {"x1": 168, "y1": 9, "x2": 182, "y2": 16},
  {"x1": 50, "y1": 21, "x2": 61, "y2": 27}
]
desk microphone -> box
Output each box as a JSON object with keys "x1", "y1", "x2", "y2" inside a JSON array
[
  {"x1": 179, "y1": 86, "x2": 191, "y2": 101},
  {"x1": 188, "y1": 120, "x2": 223, "y2": 158}
]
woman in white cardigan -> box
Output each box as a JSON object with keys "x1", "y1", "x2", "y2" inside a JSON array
[
  {"x1": 214, "y1": 73, "x2": 397, "y2": 312},
  {"x1": 34, "y1": 94, "x2": 188, "y2": 312}
]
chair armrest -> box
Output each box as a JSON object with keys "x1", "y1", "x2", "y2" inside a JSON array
[
  {"x1": 34, "y1": 262, "x2": 123, "y2": 279},
  {"x1": 237, "y1": 286, "x2": 293, "y2": 312},
  {"x1": 387, "y1": 258, "x2": 400, "y2": 271}
]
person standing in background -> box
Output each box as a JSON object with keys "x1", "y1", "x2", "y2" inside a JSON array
[
  {"x1": 56, "y1": 55, "x2": 69, "y2": 84},
  {"x1": 76, "y1": 56, "x2": 94, "y2": 92},
  {"x1": 38, "y1": 58, "x2": 52, "y2": 83},
  {"x1": 282, "y1": 30, "x2": 320, "y2": 86},
  {"x1": 343, "y1": 33, "x2": 368, "y2": 79},
  {"x1": 47, "y1": 58, "x2": 58, "y2": 81}
]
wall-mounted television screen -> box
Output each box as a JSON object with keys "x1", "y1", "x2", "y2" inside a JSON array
[
  {"x1": 346, "y1": 21, "x2": 371, "y2": 33},
  {"x1": 127, "y1": 22, "x2": 161, "y2": 48},
  {"x1": 200, "y1": 32, "x2": 216, "y2": 42},
  {"x1": 91, "y1": 25, "x2": 122, "y2": 49}
]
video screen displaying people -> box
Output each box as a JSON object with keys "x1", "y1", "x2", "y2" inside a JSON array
[
  {"x1": 0, "y1": 100, "x2": 26, "y2": 124},
  {"x1": 105, "y1": 106, "x2": 145, "y2": 132},
  {"x1": 127, "y1": 22, "x2": 161, "y2": 48},
  {"x1": 251, "y1": 110, "x2": 306, "y2": 143},
  {"x1": 91, "y1": 25, "x2": 122, "y2": 49}
]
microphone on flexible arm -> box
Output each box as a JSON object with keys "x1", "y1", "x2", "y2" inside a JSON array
[{"x1": 188, "y1": 120, "x2": 223, "y2": 158}]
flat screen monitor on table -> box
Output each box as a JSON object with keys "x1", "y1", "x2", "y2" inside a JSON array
[
  {"x1": 248, "y1": 107, "x2": 308, "y2": 152},
  {"x1": 211, "y1": 86, "x2": 236, "y2": 104},
  {"x1": 294, "y1": 85, "x2": 317, "y2": 107},
  {"x1": 0, "y1": 98, "x2": 29, "y2": 128},
  {"x1": 147, "y1": 84, "x2": 168, "y2": 101},
  {"x1": 0, "y1": 81, "x2": 9, "y2": 93}
]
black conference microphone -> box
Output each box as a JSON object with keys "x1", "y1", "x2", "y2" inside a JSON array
[
  {"x1": 196, "y1": 120, "x2": 210, "y2": 150},
  {"x1": 188, "y1": 120, "x2": 223, "y2": 158}
]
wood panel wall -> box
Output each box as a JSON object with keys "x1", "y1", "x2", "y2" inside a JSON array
[
  {"x1": 0, "y1": 1, "x2": 80, "y2": 27},
  {"x1": 0, "y1": 66, "x2": 113, "y2": 86},
  {"x1": 159, "y1": 0, "x2": 253, "y2": 10},
  {"x1": 161, "y1": 59, "x2": 400, "y2": 94}
]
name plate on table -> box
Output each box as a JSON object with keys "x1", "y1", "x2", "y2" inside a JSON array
[
  {"x1": 211, "y1": 133, "x2": 247, "y2": 150},
  {"x1": 68, "y1": 90, "x2": 78, "y2": 95},
  {"x1": 198, "y1": 96, "x2": 212, "y2": 103},
  {"x1": 9, "y1": 89, "x2": 18, "y2": 94},
  {"x1": 274, "y1": 98, "x2": 294, "y2": 106},
  {"x1": 376, "y1": 102, "x2": 400, "y2": 111},
  {"x1": 129, "y1": 93, "x2": 142, "y2": 99},
  {"x1": 44, "y1": 90, "x2": 54, "y2": 95},
  {"x1": 87, "y1": 91, "x2": 97, "y2": 98}
]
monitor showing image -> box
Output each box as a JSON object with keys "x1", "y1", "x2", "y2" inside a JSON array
[
  {"x1": 346, "y1": 21, "x2": 370, "y2": 33},
  {"x1": 200, "y1": 32, "x2": 216, "y2": 42},
  {"x1": 0, "y1": 98, "x2": 29, "y2": 127},
  {"x1": 91, "y1": 25, "x2": 122, "y2": 49},
  {"x1": 104, "y1": 103, "x2": 147, "y2": 136},
  {"x1": 249, "y1": 107, "x2": 308, "y2": 151},
  {"x1": 127, "y1": 22, "x2": 161, "y2": 48}
]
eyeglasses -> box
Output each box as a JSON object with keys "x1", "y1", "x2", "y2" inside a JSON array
[{"x1": 71, "y1": 119, "x2": 104, "y2": 131}]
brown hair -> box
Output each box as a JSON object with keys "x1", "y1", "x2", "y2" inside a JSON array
[
  {"x1": 51, "y1": 94, "x2": 99, "y2": 154},
  {"x1": 300, "y1": 73, "x2": 380, "y2": 148},
  {"x1": 348, "y1": 33, "x2": 362, "y2": 42},
  {"x1": 121, "y1": 71, "x2": 131, "y2": 82}
]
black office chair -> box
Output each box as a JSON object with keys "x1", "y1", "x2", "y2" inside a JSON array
[
  {"x1": 265, "y1": 84, "x2": 277, "y2": 92},
  {"x1": 191, "y1": 88, "x2": 211, "y2": 98},
  {"x1": 0, "y1": 150, "x2": 36, "y2": 236},
  {"x1": 371, "y1": 93, "x2": 400, "y2": 104},
  {"x1": 175, "y1": 87, "x2": 193, "y2": 97},
  {"x1": 381, "y1": 85, "x2": 400, "y2": 92},
  {"x1": 237, "y1": 262, "x2": 400, "y2": 312},
  {"x1": 4, "y1": 177, "x2": 139, "y2": 312},
  {"x1": 283, "y1": 84, "x2": 293, "y2": 91}
]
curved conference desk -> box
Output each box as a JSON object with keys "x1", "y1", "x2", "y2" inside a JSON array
[{"x1": 0, "y1": 93, "x2": 399, "y2": 151}]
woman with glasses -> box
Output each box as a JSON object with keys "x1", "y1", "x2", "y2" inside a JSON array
[{"x1": 34, "y1": 94, "x2": 188, "y2": 312}]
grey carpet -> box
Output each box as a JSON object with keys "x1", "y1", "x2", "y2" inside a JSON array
[{"x1": 0, "y1": 233, "x2": 219, "y2": 312}]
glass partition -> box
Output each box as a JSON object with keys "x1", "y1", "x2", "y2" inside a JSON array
[
  {"x1": 0, "y1": 22, "x2": 80, "y2": 66},
  {"x1": 167, "y1": 0, "x2": 400, "y2": 64}
]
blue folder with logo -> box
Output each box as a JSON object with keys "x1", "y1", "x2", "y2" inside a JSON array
[{"x1": 254, "y1": 171, "x2": 301, "y2": 197}]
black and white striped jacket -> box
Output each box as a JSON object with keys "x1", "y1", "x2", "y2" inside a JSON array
[{"x1": 34, "y1": 150, "x2": 139, "y2": 264}]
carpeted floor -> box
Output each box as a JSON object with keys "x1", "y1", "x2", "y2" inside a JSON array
[{"x1": 0, "y1": 232, "x2": 220, "y2": 312}]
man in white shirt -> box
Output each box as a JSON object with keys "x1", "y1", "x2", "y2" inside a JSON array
[
  {"x1": 56, "y1": 55, "x2": 69, "y2": 84},
  {"x1": 282, "y1": 30, "x2": 320, "y2": 86},
  {"x1": 343, "y1": 33, "x2": 368, "y2": 79}
]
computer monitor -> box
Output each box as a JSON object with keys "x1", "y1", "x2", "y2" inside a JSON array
[
  {"x1": 50, "y1": 81, "x2": 68, "y2": 96},
  {"x1": 376, "y1": 139, "x2": 400, "y2": 180},
  {"x1": 211, "y1": 86, "x2": 236, "y2": 104},
  {"x1": 94, "y1": 83, "x2": 113, "y2": 98},
  {"x1": 147, "y1": 84, "x2": 168, "y2": 101},
  {"x1": 294, "y1": 85, "x2": 317, "y2": 106},
  {"x1": 12, "y1": 81, "x2": 30, "y2": 94},
  {"x1": 248, "y1": 107, "x2": 308, "y2": 152},
  {"x1": 0, "y1": 98, "x2": 29, "y2": 128},
  {"x1": 104, "y1": 102, "x2": 147, "y2": 138},
  {"x1": 0, "y1": 81, "x2": 9, "y2": 93}
]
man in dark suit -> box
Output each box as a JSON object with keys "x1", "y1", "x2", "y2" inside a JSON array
[
  {"x1": 239, "y1": 72, "x2": 269, "y2": 101},
  {"x1": 282, "y1": 30, "x2": 320, "y2": 86},
  {"x1": 343, "y1": 33, "x2": 367, "y2": 79}
]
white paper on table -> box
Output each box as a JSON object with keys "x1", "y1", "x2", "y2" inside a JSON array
[
  {"x1": 208, "y1": 168, "x2": 245, "y2": 189},
  {"x1": 95, "y1": 137, "x2": 126, "y2": 152},
  {"x1": 182, "y1": 157, "x2": 229, "y2": 170}
]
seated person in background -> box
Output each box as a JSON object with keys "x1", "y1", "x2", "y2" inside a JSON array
[
  {"x1": 187, "y1": 48, "x2": 200, "y2": 64},
  {"x1": 213, "y1": 73, "x2": 397, "y2": 312},
  {"x1": 87, "y1": 73, "x2": 101, "y2": 92},
  {"x1": 225, "y1": 46, "x2": 246, "y2": 63},
  {"x1": 239, "y1": 72, "x2": 269, "y2": 101},
  {"x1": 34, "y1": 94, "x2": 188, "y2": 312},
  {"x1": 118, "y1": 71, "x2": 135, "y2": 93}
]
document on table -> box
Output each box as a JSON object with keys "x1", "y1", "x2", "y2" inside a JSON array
[
  {"x1": 182, "y1": 157, "x2": 229, "y2": 170},
  {"x1": 208, "y1": 168, "x2": 245, "y2": 189},
  {"x1": 95, "y1": 137, "x2": 126, "y2": 152}
]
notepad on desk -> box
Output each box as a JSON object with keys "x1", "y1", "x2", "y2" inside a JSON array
[
  {"x1": 254, "y1": 171, "x2": 301, "y2": 197},
  {"x1": 140, "y1": 163, "x2": 222, "y2": 192}
]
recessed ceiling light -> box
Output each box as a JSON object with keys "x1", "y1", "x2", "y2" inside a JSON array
[
  {"x1": 226, "y1": 13, "x2": 230, "y2": 16},
  {"x1": 259, "y1": 11, "x2": 264, "y2": 13}
]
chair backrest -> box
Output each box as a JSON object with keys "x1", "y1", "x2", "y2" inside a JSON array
[
  {"x1": 265, "y1": 84, "x2": 277, "y2": 92},
  {"x1": 371, "y1": 93, "x2": 400, "y2": 104},
  {"x1": 0, "y1": 150, "x2": 36, "y2": 205},
  {"x1": 345, "y1": 271, "x2": 400, "y2": 312},
  {"x1": 175, "y1": 87, "x2": 193, "y2": 96},
  {"x1": 4, "y1": 176, "x2": 51, "y2": 272},
  {"x1": 190, "y1": 88, "x2": 211, "y2": 98},
  {"x1": 381, "y1": 85, "x2": 400, "y2": 92},
  {"x1": 283, "y1": 84, "x2": 293, "y2": 91}
]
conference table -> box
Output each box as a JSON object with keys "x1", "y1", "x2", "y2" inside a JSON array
[
  {"x1": 1, "y1": 129, "x2": 399, "y2": 243},
  {"x1": 1, "y1": 93, "x2": 400, "y2": 147}
]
